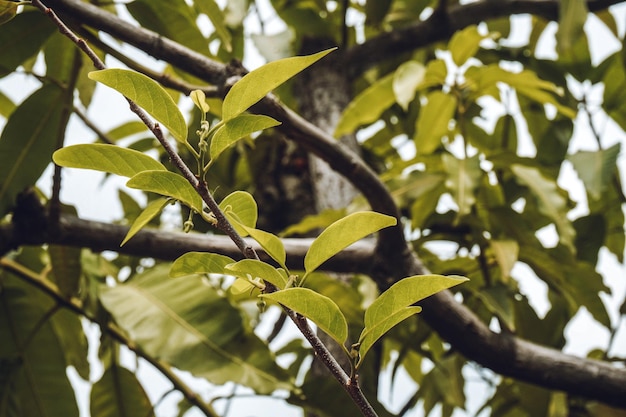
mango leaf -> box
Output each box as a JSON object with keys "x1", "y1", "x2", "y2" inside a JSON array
[
  {"x1": 98, "y1": 265, "x2": 290, "y2": 393},
  {"x1": 490, "y1": 240, "x2": 519, "y2": 282},
  {"x1": 414, "y1": 91, "x2": 457, "y2": 155},
  {"x1": 225, "y1": 259, "x2": 287, "y2": 289},
  {"x1": 190, "y1": 89, "x2": 210, "y2": 114},
  {"x1": 567, "y1": 143, "x2": 620, "y2": 200},
  {"x1": 0, "y1": 84, "x2": 64, "y2": 217},
  {"x1": 219, "y1": 191, "x2": 258, "y2": 236},
  {"x1": 53, "y1": 144, "x2": 166, "y2": 177},
  {"x1": 511, "y1": 165, "x2": 576, "y2": 252},
  {"x1": 121, "y1": 197, "x2": 170, "y2": 246},
  {"x1": 88, "y1": 69, "x2": 187, "y2": 143},
  {"x1": 126, "y1": 171, "x2": 203, "y2": 213},
  {"x1": 0, "y1": 11, "x2": 55, "y2": 76},
  {"x1": 357, "y1": 274, "x2": 468, "y2": 366},
  {"x1": 335, "y1": 73, "x2": 396, "y2": 137},
  {"x1": 44, "y1": 31, "x2": 79, "y2": 85},
  {"x1": 260, "y1": 288, "x2": 349, "y2": 348},
  {"x1": 211, "y1": 114, "x2": 280, "y2": 161},
  {"x1": 448, "y1": 25, "x2": 484, "y2": 66},
  {"x1": 170, "y1": 252, "x2": 234, "y2": 278},
  {"x1": 222, "y1": 48, "x2": 336, "y2": 121},
  {"x1": 304, "y1": 212, "x2": 397, "y2": 275},
  {"x1": 195, "y1": 0, "x2": 232, "y2": 52},
  {"x1": 442, "y1": 154, "x2": 482, "y2": 218},
  {"x1": 556, "y1": 0, "x2": 588, "y2": 55},
  {"x1": 0, "y1": 1, "x2": 18, "y2": 25},
  {"x1": 241, "y1": 225, "x2": 287, "y2": 269},
  {"x1": 477, "y1": 284, "x2": 515, "y2": 331},
  {"x1": 393, "y1": 61, "x2": 426, "y2": 110},
  {"x1": 90, "y1": 365, "x2": 154, "y2": 417}
]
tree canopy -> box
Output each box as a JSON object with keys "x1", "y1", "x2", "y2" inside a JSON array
[{"x1": 0, "y1": 0, "x2": 625, "y2": 416}]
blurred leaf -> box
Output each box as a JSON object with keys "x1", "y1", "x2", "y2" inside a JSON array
[
  {"x1": 89, "y1": 69, "x2": 187, "y2": 143},
  {"x1": 170, "y1": 252, "x2": 234, "y2": 277},
  {"x1": 105, "y1": 121, "x2": 148, "y2": 142},
  {"x1": 0, "y1": 89, "x2": 15, "y2": 118},
  {"x1": 90, "y1": 365, "x2": 154, "y2": 417},
  {"x1": 224, "y1": 259, "x2": 287, "y2": 289},
  {"x1": 0, "y1": 0, "x2": 18, "y2": 25},
  {"x1": 490, "y1": 240, "x2": 519, "y2": 282},
  {"x1": 478, "y1": 283, "x2": 516, "y2": 331},
  {"x1": 99, "y1": 265, "x2": 290, "y2": 393},
  {"x1": 211, "y1": 114, "x2": 280, "y2": 161},
  {"x1": 127, "y1": 171, "x2": 203, "y2": 213},
  {"x1": 195, "y1": 0, "x2": 232, "y2": 52},
  {"x1": 556, "y1": 0, "x2": 588, "y2": 55},
  {"x1": 281, "y1": 208, "x2": 346, "y2": 237},
  {"x1": 565, "y1": 261, "x2": 611, "y2": 328},
  {"x1": 44, "y1": 31, "x2": 80, "y2": 85},
  {"x1": 573, "y1": 214, "x2": 605, "y2": 265},
  {"x1": 219, "y1": 190, "x2": 258, "y2": 236},
  {"x1": 304, "y1": 211, "x2": 396, "y2": 275},
  {"x1": 414, "y1": 91, "x2": 457, "y2": 155},
  {"x1": 251, "y1": 29, "x2": 295, "y2": 61},
  {"x1": 431, "y1": 354, "x2": 466, "y2": 408},
  {"x1": 448, "y1": 25, "x2": 484, "y2": 66},
  {"x1": 48, "y1": 244, "x2": 82, "y2": 297},
  {"x1": 0, "y1": 11, "x2": 55, "y2": 76},
  {"x1": 335, "y1": 73, "x2": 396, "y2": 137},
  {"x1": 393, "y1": 61, "x2": 426, "y2": 110},
  {"x1": 442, "y1": 154, "x2": 482, "y2": 218},
  {"x1": 0, "y1": 84, "x2": 64, "y2": 216},
  {"x1": 121, "y1": 197, "x2": 170, "y2": 246},
  {"x1": 50, "y1": 308, "x2": 90, "y2": 381},
  {"x1": 568, "y1": 143, "x2": 620, "y2": 200},
  {"x1": 358, "y1": 274, "x2": 468, "y2": 365},
  {"x1": 53, "y1": 144, "x2": 166, "y2": 177},
  {"x1": 261, "y1": 288, "x2": 349, "y2": 348},
  {"x1": 365, "y1": 0, "x2": 392, "y2": 26},
  {"x1": 223, "y1": 48, "x2": 335, "y2": 120}
]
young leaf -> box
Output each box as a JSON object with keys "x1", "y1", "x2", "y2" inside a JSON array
[
  {"x1": 121, "y1": 197, "x2": 170, "y2": 246},
  {"x1": 222, "y1": 48, "x2": 336, "y2": 121},
  {"x1": 260, "y1": 288, "x2": 349, "y2": 348},
  {"x1": 219, "y1": 191, "x2": 258, "y2": 235},
  {"x1": 357, "y1": 274, "x2": 468, "y2": 365},
  {"x1": 170, "y1": 252, "x2": 234, "y2": 278},
  {"x1": 448, "y1": 25, "x2": 484, "y2": 66},
  {"x1": 190, "y1": 89, "x2": 210, "y2": 114},
  {"x1": 127, "y1": 171, "x2": 203, "y2": 213},
  {"x1": 414, "y1": 91, "x2": 457, "y2": 155},
  {"x1": 224, "y1": 259, "x2": 287, "y2": 289},
  {"x1": 88, "y1": 69, "x2": 188, "y2": 143},
  {"x1": 304, "y1": 212, "x2": 397, "y2": 275},
  {"x1": 53, "y1": 144, "x2": 166, "y2": 178},
  {"x1": 241, "y1": 225, "x2": 287, "y2": 269},
  {"x1": 211, "y1": 114, "x2": 280, "y2": 161}
]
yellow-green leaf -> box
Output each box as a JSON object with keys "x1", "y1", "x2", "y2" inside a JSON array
[
  {"x1": 490, "y1": 240, "x2": 519, "y2": 282},
  {"x1": 121, "y1": 197, "x2": 170, "y2": 246},
  {"x1": 211, "y1": 114, "x2": 280, "y2": 161},
  {"x1": 190, "y1": 89, "x2": 210, "y2": 113},
  {"x1": 260, "y1": 288, "x2": 348, "y2": 347},
  {"x1": 393, "y1": 61, "x2": 426, "y2": 110},
  {"x1": 53, "y1": 144, "x2": 166, "y2": 177},
  {"x1": 170, "y1": 252, "x2": 234, "y2": 278},
  {"x1": 88, "y1": 69, "x2": 187, "y2": 143},
  {"x1": 304, "y1": 212, "x2": 396, "y2": 276},
  {"x1": 219, "y1": 191, "x2": 258, "y2": 236},
  {"x1": 442, "y1": 154, "x2": 482, "y2": 218},
  {"x1": 241, "y1": 225, "x2": 287, "y2": 269},
  {"x1": 414, "y1": 91, "x2": 457, "y2": 155},
  {"x1": 556, "y1": 0, "x2": 588, "y2": 55},
  {"x1": 225, "y1": 259, "x2": 287, "y2": 289},
  {"x1": 222, "y1": 48, "x2": 336, "y2": 121},
  {"x1": 195, "y1": 0, "x2": 232, "y2": 52},
  {"x1": 127, "y1": 171, "x2": 203, "y2": 213},
  {"x1": 448, "y1": 25, "x2": 484, "y2": 66}
]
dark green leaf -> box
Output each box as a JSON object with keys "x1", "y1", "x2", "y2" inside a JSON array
[
  {"x1": 0, "y1": 11, "x2": 55, "y2": 76},
  {"x1": 568, "y1": 143, "x2": 620, "y2": 200},
  {"x1": 556, "y1": 0, "x2": 588, "y2": 55},
  {"x1": 121, "y1": 197, "x2": 170, "y2": 246},
  {"x1": 90, "y1": 365, "x2": 154, "y2": 417}
]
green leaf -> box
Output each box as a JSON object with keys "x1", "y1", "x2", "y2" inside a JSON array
[
  {"x1": 442, "y1": 154, "x2": 482, "y2": 217},
  {"x1": 90, "y1": 365, "x2": 154, "y2": 417},
  {"x1": 53, "y1": 144, "x2": 167, "y2": 177},
  {"x1": 568, "y1": 143, "x2": 620, "y2": 200},
  {"x1": 190, "y1": 89, "x2": 210, "y2": 114},
  {"x1": 0, "y1": 1, "x2": 17, "y2": 25},
  {"x1": 0, "y1": 11, "x2": 55, "y2": 76},
  {"x1": 48, "y1": 244, "x2": 82, "y2": 298},
  {"x1": 335, "y1": 72, "x2": 396, "y2": 137},
  {"x1": 121, "y1": 197, "x2": 170, "y2": 246},
  {"x1": 0, "y1": 84, "x2": 64, "y2": 216},
  {"x1": 105, "y1": 121, "x2": 148, "y2": 142},
  {"x1": 99, "y1": 265, "x2": 290, "y2": 393},
  {"x1": 490, "y1": 240, "x2": 519, "y2": 282},
  {"x1": 219, "y1": 191, "x2": 258, "y2": 235},
  {"x1": 127, "y1": 171, "x2": 203, "y2": 213},
  {"x1": 0, "y1": 89, "x2": 15, "y2": 118},
  {"x1": 170, "y1": 252, "x2": 234, "y2": 278},
  {"x1": 222, "y1": 48, "x2": 336, "y2": 121},
  {"x1": 511, "y1": 164, "x2": 576, "y2": 252},
  {"x1": 211, "y1": 114, "x2": 280, "y2": 161},
  {"x1": 88, "y1": 69, "x2": 187, "y2": 143},
  {"x1": 304, "y1": 211, "x2": 397, "y2": 275},
  {"x1": 393, "y1": 61, "x2": 426, "y2": 110},
  {"x1": 281, "y1": 208, "x2": 346, "y2": 237},
  {"x1": 414, "y1": 91, "x2": 457, "y2": 155},
  {"x1": 224, "y1": 259, "x2": 288, "y2": 289},
  {"x1": 357, "y1": 275, "x2": 468, "y2": 365},
  {"x1": 44, "y1": 31, "x2": 79, "y2": 85},
  {"x1": 241, "y1": 226, "x2": 287, "y2": 269},
  {"x1": 195, "y1": 0, "x2": 232, "y2": 52},
  {"x1": 448, "y1": 25, "x2": 484, "y2": 66},
  {"x1": 260, "y1": 288, "x2": 349, "y2": 348},
  {"x1": 556, "y1": 0, "x2": 588, "y2": 55}
]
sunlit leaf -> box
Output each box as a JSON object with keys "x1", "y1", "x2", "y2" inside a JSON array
[
  {"x1": 219, "y1": 191, "x2": 258, "y2": 236},
  {"x1": 0, "y1": 84, "x2": 64, "y2": 216},
  {"x1": 556, "y1": 0, "x2": 588, "y2": 55},
  {"x1": 223, "y1": 48, "x2": 335, "y2": 120},
  {"x1": 90, "y1": 365, "x2": 154, "y2": 417},
  {"x1": 304, "y1": 212, "x2": 397, "y2": 275},
  {"x1": 211, "y1": 114, "x2": 280, "y2": 161},
  {"x1": 241, "y1": 225, "x2": 287, "y2": 269},
  {"x1": 335, "y1": 73, "x2": 395, "y2": 137},
  {"x1": 195, "y1": 0, "x2": 232, "y2": 52},
  {"x1": 190, "y1": 89, "x2": 210, "y2": 113},
  {"x1": 53, "y1": 144, "x2": 166, "y2": 178},
  {"x1": 414, "y1": 91, "x2": 457, "y2": 155},
  {"x1": 260, "y1": 288, "x2": 349, "y2": 348},
  {"x1": 393, "y1": 61, "x2": 426, "y2": 110},
  {"x1": 448, "y1": 25, "x2": 484, "y2": 66},
  {"x1": 89, "y1": 69, "x2": 187, "y2": 143},
  {"x1": 224, "y1": 259, "x2": 287, "y2": 289},
  {"x1": 568, "y1": 143, "x2": 620, "y2": 200},
  {"x1": 121, "y1": 197, "x2": 170, "y2": 246},
  {"x1": 127, "y1": 171, "x2": 203, "y2": 213},
  {"x1": 442, "y1": 154, "x2": 482, "y2": 218},
  {"x1": 170, "y1": 252, "x2": 234, "y2": 278}
]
